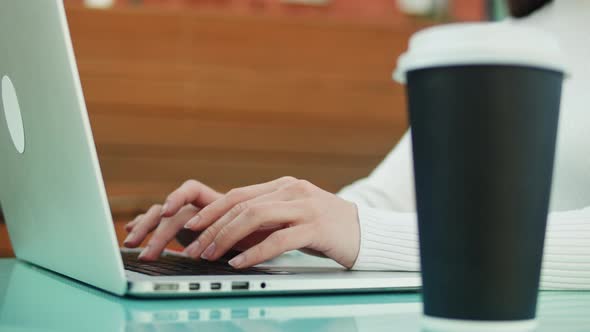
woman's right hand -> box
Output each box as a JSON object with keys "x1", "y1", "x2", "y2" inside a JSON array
[{"x1": 123, "y1": 180, "x2": 223, "y2": 259}]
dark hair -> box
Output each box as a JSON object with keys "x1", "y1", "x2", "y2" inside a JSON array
[{"x1": 507, "y1": 0, "x2": 553, "y2": 17}]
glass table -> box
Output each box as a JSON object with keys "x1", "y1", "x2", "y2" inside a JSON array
[{"x1": 0, "y1": 259, "x2": 588, "y2": 332}]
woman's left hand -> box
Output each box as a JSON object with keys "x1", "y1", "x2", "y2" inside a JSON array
[{"x1": 179, "y1": 176, "x2": 361, "y2": 269}]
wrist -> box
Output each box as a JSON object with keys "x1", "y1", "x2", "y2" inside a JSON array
[{"x1": 338, "y1": 200, "x2": 361, "y2": 269}]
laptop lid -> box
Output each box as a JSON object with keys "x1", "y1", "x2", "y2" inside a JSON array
[{"x1": 0, "y1": 0, "x2": 127, "y2": 295}]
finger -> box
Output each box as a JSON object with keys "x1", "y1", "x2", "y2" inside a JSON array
[
  {"x1": 190, "y1": 184, "x2": 296, "y2": 234},
  {"x1": 183, "y1": 189, "x2": 298, "y2": 260},
  {"x1": 139, "y1": 205, "x2": 200, "y2": 260},
  {"x1": 184, "y1": 176, "x2": 297, "y2": 231},
  {"x1": 161, "y1": 180, "x2": 221, "y2": 218},
  {"x1": 183, "y1": 228, "x2": 276, "y2": 256},
  {"x1": 124, "y1": 214, "x2": 144, "y2": 233},
  {"x1": 203, "y1": 201, "x2": 304, "y2": 261},
  {"x1": 123, "y1": 205, "x2": 162, "y2": 248},
  {"x1": 228, "y1": 225, "x2": 314, "y2": 269}
]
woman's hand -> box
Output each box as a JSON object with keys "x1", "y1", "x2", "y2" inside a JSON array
[
  {"x1": 124, "y1": 179, "x2": 290, "y2": 260},
  {"x1": 123, "y1": 180, "x2": 223, "y2": 259},
  {"x1": 181, "y1": 176, "x2": 361, "y2": 269}
]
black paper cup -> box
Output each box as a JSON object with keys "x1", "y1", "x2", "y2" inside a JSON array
[{"x1": 394, "y1": 23, "x2": 566, "y2": 330}]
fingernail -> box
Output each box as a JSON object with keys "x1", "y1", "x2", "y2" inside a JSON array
[
  {"x1": 160, "y1": 203, "x2": 169, "y2": 216},
  {"x1": 229, "y1": 254, "x2": 245, "y2": 268},
  {"x1": 138, "y1": 246, "x2": 151, "y2": 259},
  {"x1": 184, "y1": 215, "x2": 201, "y2": 229},
  {"x1": 124, "y1": 232, "x2": 135, "y2": 245},
  {"x1": 201, "y1": 242, "x2": 216, "y2": 260},
  {"x1": 183, "y1": 241, "x2": 200, "y2": 258}
]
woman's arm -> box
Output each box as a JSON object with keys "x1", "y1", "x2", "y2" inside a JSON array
[
  {"x1": 338, "y1": 131, "x2": 416, "y2": 212},
  {"x1": 345, "y1": 203, "x2": 590, "y2": 290},
  {"x1": 542, "y1": 208, "x2": 590, "y2": 290},
  {"x1": 339, "y1": 130, "x2": 590, "y2": 289},
  {"x1": 337, "y1": 130, "x2": 420, "y2": 271}
]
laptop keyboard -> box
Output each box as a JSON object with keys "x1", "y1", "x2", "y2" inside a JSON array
[{"x1": 122, "y1": 251, "x2": 292, "y2": 276}]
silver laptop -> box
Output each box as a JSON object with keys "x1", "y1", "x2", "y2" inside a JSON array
[{"x1": 0, "y1": 0, "x2": 420, "y2": 297}]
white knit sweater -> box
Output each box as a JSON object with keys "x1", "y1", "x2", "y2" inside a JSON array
[{"x1": 338, "y1": 1, "x2": 590, "y2": 290}]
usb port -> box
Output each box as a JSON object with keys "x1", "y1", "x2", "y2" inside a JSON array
[
  {"x1": 153, "y1": 283, "x2": 179, "y2": 291},
  {"x1": 231, "y1": 281, "x2": 249, "y2": 290},
  {"x1": 210, "y1": 282, "x2": 222, "y2": 290},
  {"x1": 189, "y1": 283, "x2": 200, "y2": 291}
]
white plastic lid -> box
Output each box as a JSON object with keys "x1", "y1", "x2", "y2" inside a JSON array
[{"x1": 393, "y1": 22, "x2": 567, "y2": 83}]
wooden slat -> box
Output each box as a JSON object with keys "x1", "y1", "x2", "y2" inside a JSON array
[{"x1": 64, "y1": 8, "x2": 422, "y2": 215}]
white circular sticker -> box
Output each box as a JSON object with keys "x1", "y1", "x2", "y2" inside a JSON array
[{"x1": 2, "y1": 75, "x2": 26, "y2": 154}]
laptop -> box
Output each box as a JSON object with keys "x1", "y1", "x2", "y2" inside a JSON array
[{"x1": 0, "y1": 0, "x2": 421, "y2": 297}]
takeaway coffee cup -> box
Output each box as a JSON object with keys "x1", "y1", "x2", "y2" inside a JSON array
[{"x1": 394, "y1": 23, "x2": 566, "y2": 329}]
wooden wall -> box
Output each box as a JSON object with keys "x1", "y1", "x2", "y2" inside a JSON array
[{"x1": 64, "y1": 6, "x2": 426, "y2": 217}]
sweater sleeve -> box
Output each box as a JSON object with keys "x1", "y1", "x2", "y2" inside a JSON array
[
  {"x1": 338, "y1": 130, "x2": 416, "y2": 212},
  {"x1": 338, "y1": 131, "x2": 590, "y2": 290}
]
